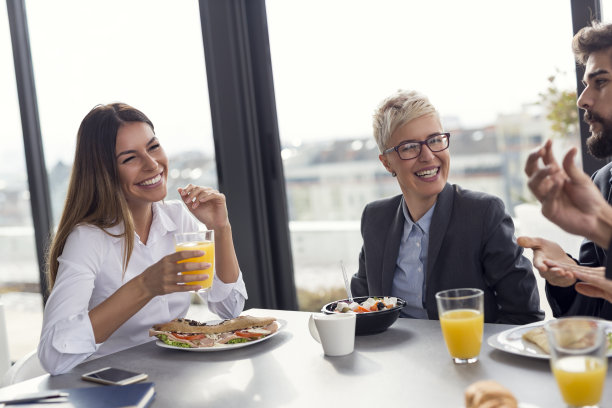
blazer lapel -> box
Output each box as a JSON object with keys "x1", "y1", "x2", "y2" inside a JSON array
[
  {"x1": 427, "y1": 183, "x2": 454, "y2": 282},
  {"x1": 381, "y1": 197, "x2": 405, "y2": 295}
]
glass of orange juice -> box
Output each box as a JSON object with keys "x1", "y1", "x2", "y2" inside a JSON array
[
  {"x1": 435, "y1": 288, "x2": 484, "y2": 364},
  {"x1": 546, "y1": 317, "x2": 607, "y2": 407},
  {"x1": 174, "y1": 231, "x2": 214, "y2": 293}
]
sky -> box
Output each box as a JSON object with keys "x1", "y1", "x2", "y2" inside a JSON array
[
  {"x1": 267, "y1": 0, "x2": 578, "y2": 143},
  {"x1": 2, "y1": 0, "x2": 611, "y2": 175}
]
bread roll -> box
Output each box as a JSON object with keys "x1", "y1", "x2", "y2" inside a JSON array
[{"x1": 465, "y1": 380, "x2": 518, "y2": 408}]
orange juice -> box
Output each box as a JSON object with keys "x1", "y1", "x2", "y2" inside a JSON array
[
  {"x1": 439, "y1": 309, "x2": 484, "y2": 359},
  {"x1": 175, "y1": 240, "x2": 215, "y2": 289},
  {"x1": 552, "y1": 356, "x2": 606, "y2": 406}
]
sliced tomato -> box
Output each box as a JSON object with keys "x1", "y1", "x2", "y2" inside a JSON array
[
  {"x1": 235, "y1": 330, "x2": 265, "y2": 338},
  {"x1": 173, "y1": 333, "x2": 207, "y2": 341}
]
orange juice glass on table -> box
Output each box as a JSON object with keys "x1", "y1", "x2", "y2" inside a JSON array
[
  {"x1": 435, "y1": 288, "x2": 484, "y2": 364},
  {"x1": 174, "y1": 231, "x2": 214, "y2": 292},
  {"x1": 546, "y1": 317, "x2": 608, "y2": 408}
]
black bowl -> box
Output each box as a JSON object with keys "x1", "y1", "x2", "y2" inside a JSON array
[{"x1": 321, "y1": 296, "x2": 406, "y2": 335}]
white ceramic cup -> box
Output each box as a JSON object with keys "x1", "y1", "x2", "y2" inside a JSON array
[{"x1": 308, "y1": 313, "x2": 356, "y2": 356}]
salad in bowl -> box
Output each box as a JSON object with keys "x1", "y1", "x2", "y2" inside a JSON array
[{"x1": 322, "y1": 295, "x2": 406, "y2": 335}]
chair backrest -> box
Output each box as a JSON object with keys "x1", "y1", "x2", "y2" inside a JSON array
[
  {"x1": 0, "y1": 349, "x2": 46, "y2": 387},
  {"x1": 0, "y1": 304, "x2": 10, "y2": 379}
]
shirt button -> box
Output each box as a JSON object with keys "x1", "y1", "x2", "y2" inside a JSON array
[{"x1": 416, "y1": 242, "x2": 421, "y2": 247}]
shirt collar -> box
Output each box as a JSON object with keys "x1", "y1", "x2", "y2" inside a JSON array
[
  {"x1": 401, "y1": 197, "x2": 435, "y2": 232},
  {"x1": 146, "y1": 202, "x2": 178, "y2": 244},
  {"x1": 101, "y1": 201, "x2": 178, "y2": 244}
]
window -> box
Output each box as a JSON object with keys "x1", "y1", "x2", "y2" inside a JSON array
[
  {"x1": 2, "y1": 0, "x2": 218, "y2": 359},
  {"x1": 267, "y1": 0, "x2": 581, "y2": 311},
  {"x1": 25, "y1": 0, "x2": 217, "y2": 227},
  {"x1": 0, "y1": 4, "x2": 42, "y2": 362},
  {"x1": 604, "y1": 0, "x2": 612, "y2": 21}
]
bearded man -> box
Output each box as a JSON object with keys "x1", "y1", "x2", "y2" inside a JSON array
[{"x1": 518, "y1": 21, "x2": 612, "y2": 319}]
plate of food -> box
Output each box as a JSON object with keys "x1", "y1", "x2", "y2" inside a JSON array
[
  {"x1": 487, "y1": 319, "x2": 612, "y2": 359},
  {"x1": 150, "y1": 315, "x2": 285, "y2": 352}
]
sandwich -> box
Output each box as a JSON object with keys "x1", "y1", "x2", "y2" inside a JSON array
[
  {"x1": 522, "y1": 320, "x2": 611, "y2": 354},
  {"x1": 150, "y1": 315, "x2": 279, "y2": 348}
]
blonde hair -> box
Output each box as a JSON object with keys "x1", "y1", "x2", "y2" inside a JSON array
[
  {"x1": 46, "y1": 103, "x2": 154, "y2": 291},
  {"x1": 372, "y1": 89, "x2": 439, "y2": 152}
]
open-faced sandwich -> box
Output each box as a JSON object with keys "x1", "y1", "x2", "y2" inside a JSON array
[
  {"x1": 522, "y1": 320, "x2": 611, "y2": 354},
  {"x1": 150, "y1": 315, "x2": 279, "y2": 348}
]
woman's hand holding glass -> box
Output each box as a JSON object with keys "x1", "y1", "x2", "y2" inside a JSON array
[{"x1": 139, "y1": 250, "x2": 210, "y2": 296}]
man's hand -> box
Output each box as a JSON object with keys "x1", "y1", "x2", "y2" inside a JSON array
[
  {"x1": 548, "y1": 263, "x2": 612, "y2": 303},
  {"x1": 524, "y1": 140, "x2": 612, "y2": 248},
  {"x1": 517, "y1": 236, "x2": 576, "y2": 287}
]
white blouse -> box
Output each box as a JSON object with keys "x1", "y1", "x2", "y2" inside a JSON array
[{"x1": 38, "y1": 200, "x2": 247, "y2": 375}]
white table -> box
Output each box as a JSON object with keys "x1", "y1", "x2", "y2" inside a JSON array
[{"x1": 1, "y1": 309, "x2": 610, "y2": 407}]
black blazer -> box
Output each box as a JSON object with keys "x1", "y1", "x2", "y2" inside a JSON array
[
  {"x1": 351, "y1": 183, "x2": 544, "y2": 324},
  {"x1": 545, "y1": 161, "x2": 612, "y2": 319}
]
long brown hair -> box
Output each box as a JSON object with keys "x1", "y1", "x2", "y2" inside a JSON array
[{"x1": 46, "y1": 103, "x2": 154, "y2": 290}]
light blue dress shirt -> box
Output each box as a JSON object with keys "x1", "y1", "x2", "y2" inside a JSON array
[{"x1": 390, "y1": 198, "x2": 435, "y2": 318}]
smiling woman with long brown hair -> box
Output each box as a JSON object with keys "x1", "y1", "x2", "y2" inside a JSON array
[{"x1": 39, "y1": 103, "x2": 247, "y2": 375}]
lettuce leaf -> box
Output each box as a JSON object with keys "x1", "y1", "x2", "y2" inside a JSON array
[
  {"x1": 157, "y1": 334, "x2": 192, "y2": 348},
  {"x1": 227, "y1": 338, "x2": 249, "y2": 344}
]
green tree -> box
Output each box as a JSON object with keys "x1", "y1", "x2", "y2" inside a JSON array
[{"x1": 539, "y1": 70, "x2": 579, "y2": 140}]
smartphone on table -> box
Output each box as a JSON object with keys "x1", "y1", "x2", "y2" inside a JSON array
[{"x1": 81, "y1": 367, "x2": 148, "y2": 385}]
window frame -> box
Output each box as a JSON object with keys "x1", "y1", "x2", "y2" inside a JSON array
[{"x1": 7, "y1": 0, "x2": 51, "y2": 304}]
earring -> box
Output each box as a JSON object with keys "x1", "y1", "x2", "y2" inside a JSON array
[{"x1": 391, "y1": 171, "x2": 397, "y2": 177}]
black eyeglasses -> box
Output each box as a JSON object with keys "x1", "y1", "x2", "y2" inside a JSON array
[{"x1": 383, "y1": 133, "x2": 450, "y2": 160}]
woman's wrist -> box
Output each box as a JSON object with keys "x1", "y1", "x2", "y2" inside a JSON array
[
  {"x1": 212, "y1": 223, "x2": 232, "y2": 236},
  {"x1": 131, "y1": 273, "x2": 156, "y2": 302}
]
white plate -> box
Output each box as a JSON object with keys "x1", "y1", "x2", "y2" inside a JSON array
[
  {"x1": 487, "y1": 320, "x2": 612, "y2": 359},
  {"x1": 155, "y1": 319, "x2": 286, "y2": 352}
]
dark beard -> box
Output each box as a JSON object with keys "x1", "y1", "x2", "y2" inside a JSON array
[
  {"x1": 586, "y1": 129, "x2": 612, "y2": 159},
  {"x1": 584, "y1": 111, "x2": 612, "y2": 159}
]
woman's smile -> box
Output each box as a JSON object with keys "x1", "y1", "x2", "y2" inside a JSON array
[
  {"x1": 115, "y1": 121, "x2": 169, "y2": 210},
  {"x1": 383, "y1": 115, "x2": 449, "y2": 200},
  {"x1": 136, "y1": 172, "x2": 163, "y2": 187},
  {"x1": 415, "y1": 166, "x2": 440, "y2": 180}
]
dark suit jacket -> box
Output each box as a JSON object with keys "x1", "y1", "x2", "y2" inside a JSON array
[
  {"x1": 545, "y1": 161, "x2": 612, "y2": 319},
  {"x1": 351, "y1": 183, "x2": 544, "y2": 324}
]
